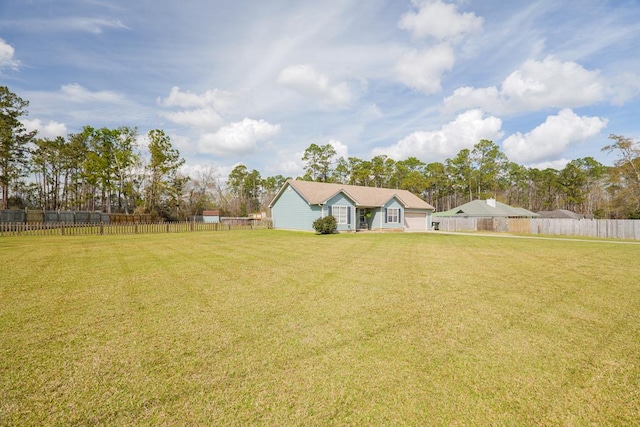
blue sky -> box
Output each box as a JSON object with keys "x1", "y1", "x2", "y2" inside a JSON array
[{"x1": 2, "y1": 0, "x2": 640, "y2": 178}]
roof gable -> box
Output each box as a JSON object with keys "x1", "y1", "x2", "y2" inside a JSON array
[{"x1": 268, "y1": 180, "x2": 310, "y2": 207}]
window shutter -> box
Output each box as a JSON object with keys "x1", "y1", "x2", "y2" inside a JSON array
[
  {"x1": 328, "y1": 206, "x2": 332, "y2": 217},
  {"x1": 385, "y1": 208, "x2": 388, "y2": 223},
  {"x1": 347, "y1": 207, "x2": 351, "y2": 225},
  {"x1": 399, "y1": 209, "x2": 402, "y2": 223}
]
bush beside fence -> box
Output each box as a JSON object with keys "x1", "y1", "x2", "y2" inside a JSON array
[
  {"x1": 0, "y1": 220, "x2": 273, "y2": 237},
  {"x1": 436, "y1": 217, "x2": 640, "y2": 240}
]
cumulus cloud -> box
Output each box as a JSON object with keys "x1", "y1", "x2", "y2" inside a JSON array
[
  {"x1": 328, "y1": 139, "x2": 349, "y2": 159},
  {"x1": 161, "y1": 108, "x2": 223, "y2": 129},
  {"x1": 60, "y1": 83, "x2": 126, "y2": 103},
  {"x1": 394, "y1": 0, "x2": 477, "y2": 94},
  {"x1": 373, "y1": 109, "x2": 503, "y2": 161},
  {"x1": 399, "y1": 0, "x2": 483, "y2": 40},
  {"x1": 502, "y1": 109, "x2": 608, "y2": 163},
  {"x1": 0, "y1": 38, "x2": 18, "y2": 69},
  {"x1": 158, "y1": 87, "x2": 249, "y2": 130},
  {"x1": 443, "y1": 57, "x2": 606, "y2": 115},
  {"x1": 529, "y1": 159, "x2": 572, "y2": 171},
  {"x1": 179, "y1": 162, "x2": 221, "y2": 180},
  {"x1": 277, "y1": 64, "x2": 352, "y2": 107},
  {"x1": 395, "y1": 44, "x2": 455, "y2": 94},
  {"x1": 197, "y1": 118, "x2": 280, "y2": 156},
  {"x1": 158, "y1": 86, "x2": 240, "y2": 113},
  {"x1": 21, "y1": 119, "x2": 67, "y2": 138}
]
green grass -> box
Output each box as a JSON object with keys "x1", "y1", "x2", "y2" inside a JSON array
[{"x1": 1, "y1": 231, "x2": 639, "y2": 425}]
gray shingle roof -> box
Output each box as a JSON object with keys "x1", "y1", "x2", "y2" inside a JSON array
[
  {"x1": 536, "y1": 209, "x2": 582, "y2": 219},
  {"x1": 271, "y1": 180, "x2": 435, "y2": 210},
  {"x1": 434, "y1": 199, "x2": 538, "y2": 217}
]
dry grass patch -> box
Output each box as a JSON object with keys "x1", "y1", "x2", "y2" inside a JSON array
[{"x1": 1, "y1": 231, "x2": 639, "y2": 425}]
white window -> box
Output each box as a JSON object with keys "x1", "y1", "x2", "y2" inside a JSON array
[
  {"x1": 332, "y1": 206, "x2": 349, "y2": 224},
  {"x1": 387, "y1": 207, "x2": 400, "y2": 223}
]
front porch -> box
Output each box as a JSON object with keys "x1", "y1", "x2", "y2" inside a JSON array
[{"x1": 356, "y1": 208, "x2": 374, "y2": 231}]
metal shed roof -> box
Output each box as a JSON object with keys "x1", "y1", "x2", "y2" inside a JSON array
[{"x1": 433, "y1": 199, "x2": 538, "y2": 218}]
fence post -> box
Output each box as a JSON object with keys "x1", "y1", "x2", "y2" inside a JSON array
[{"x1": 100, "y1": 222, "x2": 104, "y2": 235}]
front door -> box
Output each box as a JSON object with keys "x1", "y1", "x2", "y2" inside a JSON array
[{"x1": 358, "y1": 209, "x2": 368, "y2": 230}]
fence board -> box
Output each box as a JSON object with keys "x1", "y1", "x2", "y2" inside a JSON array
[
  {"x1": 0, "y1": 220, "x2": 272, "y2": 237},
  {"x1": 435, "y1": 217, "x2": 639, "y2": 240}
]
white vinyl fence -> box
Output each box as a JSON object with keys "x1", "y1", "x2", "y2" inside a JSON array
[{"x1": 436, "y1": 217, "x2": 640, "y2": 240}]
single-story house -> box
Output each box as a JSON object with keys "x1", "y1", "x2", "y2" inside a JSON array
[
  {"x1": 269, "y1": 180, "x2": 435, "y2": 232},
  {"x1": 434, "y1": 198, "x2": 538, "y2": 218}
]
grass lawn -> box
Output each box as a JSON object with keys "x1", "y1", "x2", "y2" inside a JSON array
[{"x1": 1, "y1": 230, "x2": 639, "y2": 425}]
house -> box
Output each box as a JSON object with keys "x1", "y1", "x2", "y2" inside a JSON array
[
  {"x1": 434, "y1": 198, "x2": 538, "y2": 218},
  {"x1": 269, "y1": 180, "x2": 435, "y2": 232}
]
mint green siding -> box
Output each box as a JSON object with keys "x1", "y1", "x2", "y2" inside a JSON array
[
  {"x1": 271, "y1": 185, "x2": 321, "y2": 231},
  {"x1": 370, "y1": 198, "x2": 404, "y2": 230},
  {"x1": 326, "y1": 193, "x2": 356, "y2": 232}
]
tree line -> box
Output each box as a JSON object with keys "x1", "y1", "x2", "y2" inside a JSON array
[
  {"x1": 299, "y1": 137, "x2": 640, "y2": 219},
  {"x1": 2, "y1": 86, "x2": 640, "y2": 219},
  {"x1": 1, "y1": 86, "x2": 286, "y2": 220}
]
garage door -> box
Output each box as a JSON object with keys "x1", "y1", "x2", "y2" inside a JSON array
[{"x1": 404, "y1": 212, "x2": 426, "y2": 231}]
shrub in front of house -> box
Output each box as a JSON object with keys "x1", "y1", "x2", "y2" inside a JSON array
[{"x1": 312, "y1": 215, "x2": 337, "y2": 234}]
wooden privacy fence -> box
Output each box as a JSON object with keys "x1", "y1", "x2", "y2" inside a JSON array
[
  {"x1": 0, "y1": 209, "x2": 154, "y2": 224},
  {"x1": 436, "y1": 217, "x2": 640, "y2": 240},
  {"x1": 0, "y1": 220, "x2": 272, "y2": 237}
]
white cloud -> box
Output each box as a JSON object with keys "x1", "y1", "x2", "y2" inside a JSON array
[
  {"x1": 373, "y1": 109, "x2": 503, "y2": 161},
  {"x1": 443, "y1": 57, "x2": 606, "y2": 115},
  {"x1": 529, "y1": 159, "x2": 572, "y2": 171},
  {"x1": 21, "y1": 119, "x2": 67, "y2": 138},
  {"x1": 197, "y1": 118, "x2": 280, "y2": 156},
  {"x1": 161, "y1": 108, "x2": 223, "y2": 129},
  {"x1": 179, "y1": 162, "x2": 221, "y2": 180},
  {"x1": 328, "y1": 139, "x2": 349, "y2": 159},
  {"x1": 60, "y1": 83, "x2": 126, "y2": 103},
  {"x1": 0, "y1": 38, "x2": 18, "y2": 69},
  {"x1": 158, "y1": 86, "x2": 240, "y2": 113},
  {"x1": 399, "y1": 0, "x2": 483, "y2": 40},
  {"x1": 277, "y1": 64, "x2": 352, "y2": 107},
  {"x1": 158, "y1": 87, "x2": 249, "y2": 132},
  {"x1": 271, "y1": 153, "x2": 305, "y2": 177},
  {"x1": 502, "y1": 109, "x2": 608, "y2": 164},
  {"x1": 395, "y1": 44, "x2": 455, "y2": 94}
]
